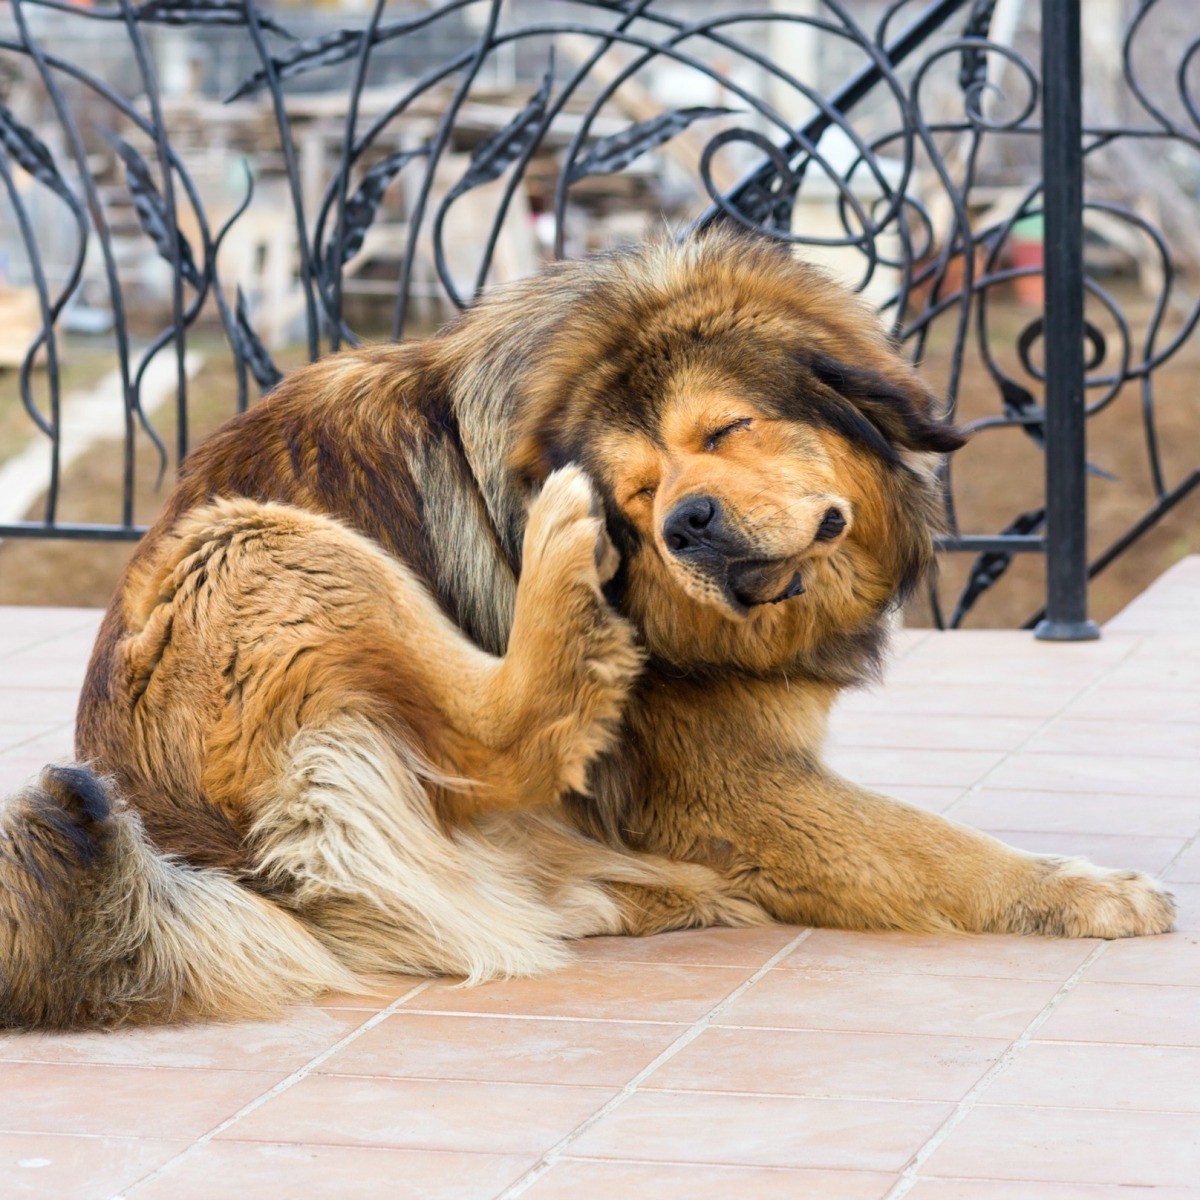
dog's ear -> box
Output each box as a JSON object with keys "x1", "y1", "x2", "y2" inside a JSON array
[
  {"x1": 509, "y1": 422, "x2": 577, "y2": 492},
  {"x1": 509, "y1": 426, "x2": 549, "y2": 491},
  {"x1": 807, "y1": 352, "x2": 966, "y2": 457},
  {"x1": 509, "y1": 395, "x2": 586, "y2": 493}
]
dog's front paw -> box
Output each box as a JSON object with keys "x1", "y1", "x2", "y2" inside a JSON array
[
  {"x1": 1024, "y1": 858, "x2": 1176, "y2": 938},
  {"x1": 524, "y1": 465, "x2": 618, "y2": 590}
]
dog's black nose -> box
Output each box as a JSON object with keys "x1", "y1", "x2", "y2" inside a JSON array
[
  {"x1": 814, "y1": 506, "x2": 846, "y2": 542},
  {"x1": 663, "y1": 495, "x2": 719, "y2": 554}
]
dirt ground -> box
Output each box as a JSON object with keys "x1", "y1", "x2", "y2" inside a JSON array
[{"x1": 0, "y1": 294, "x2": 1197, "y2": 629}]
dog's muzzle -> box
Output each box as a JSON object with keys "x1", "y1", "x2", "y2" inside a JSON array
[
  {"x1": 661, "y1": 495, "x2": 801, "y2": 613},
  {"x1": 662, "y1": 494, "x2": 849, "y2": 614}
]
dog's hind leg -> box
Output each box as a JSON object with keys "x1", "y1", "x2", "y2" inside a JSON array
[
  {"x1": 478, "y1": 809, "x2": 771, "y2": 940},
  {"x1": 604, "y1": 872, "x2": 772, "y2": 937},
  {"x1": 250, "y1": 720, "x2": 630, "y2": 982},
  {"x1": 433, "y1": 464, "x2": 645, "y2": 815},
  {"x1": 100, "y1": 489, "x2": 652, "y2": 984},
  {"x1": 134, "y1": 479, "x2": 640, "y2": 829}
]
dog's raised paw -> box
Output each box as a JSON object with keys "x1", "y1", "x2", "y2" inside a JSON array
[{"x1": 524, "y1": 465, "x2": 617, "y2": 589}]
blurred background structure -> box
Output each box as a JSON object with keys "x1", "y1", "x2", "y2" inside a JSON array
[{"x1": 0, "y1": 0, "x2": 1197, "y2": 630}]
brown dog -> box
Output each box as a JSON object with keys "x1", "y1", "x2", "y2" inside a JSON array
[{"x1": 0, "y1": 231, "x2": 1174, "y2": 1029}]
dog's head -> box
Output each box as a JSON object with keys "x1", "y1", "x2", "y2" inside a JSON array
[{"x1": 509, "y1": 232, "x2": 964, "y2": 678}]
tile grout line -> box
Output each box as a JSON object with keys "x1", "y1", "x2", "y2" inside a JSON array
[
  {"x1": 0, "y1": 717, "x2": 78, "y2": 759},
  {"x1": 494, "y1": 928, "x2": 815, "y2": 1200},
  {"x1": 107, "y1": 979, "x2": 435, "y2": 1199},
  {"x1": 940, "y1": 633, "x2": 1147, "y2": 819},
  {"x1": 0, "y1": 616, "x2": 105, "y2": 664},
  {"x1": 1159, "y1": 826, "x2": 1200, "y2": 883},
  {"x1": 881, "y1": 939, "x2": 1111, "y2": 1199}
]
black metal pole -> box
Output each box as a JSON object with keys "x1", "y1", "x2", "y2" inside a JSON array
[{"x1": 1034, "y1": 0, "x2": 1099, "y2": 641}]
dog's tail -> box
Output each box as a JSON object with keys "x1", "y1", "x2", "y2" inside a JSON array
[{"x1": 0, "y1": 764, "x2": 359, "y2": 1030}]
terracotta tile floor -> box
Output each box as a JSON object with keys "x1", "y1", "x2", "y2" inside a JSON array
[{"x1": 1, "y1": 559, "x2": 1198, "y2": 1199}]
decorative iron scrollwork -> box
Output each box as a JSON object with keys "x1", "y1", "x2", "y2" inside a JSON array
[{"x1": 0, "y1": 0, "x2": 1195, "y2": 627}]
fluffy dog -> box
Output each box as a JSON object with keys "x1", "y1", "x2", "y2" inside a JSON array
[{"x1": 0, "y1": 231, "x2": 1174, "y2": 1029}]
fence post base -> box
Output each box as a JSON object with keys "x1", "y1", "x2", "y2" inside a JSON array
[{"x1": 1034, "y1": 618, "x2": 1100, "y2": 642}]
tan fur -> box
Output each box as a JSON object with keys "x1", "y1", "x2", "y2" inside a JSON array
[{"x1": 0, "y1": 230, "x2": 1172, "y2": 1030}]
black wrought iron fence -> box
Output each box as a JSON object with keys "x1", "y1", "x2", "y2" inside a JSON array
[{"x1": 0, "y1": 0, "x2": 1197, "y2": 637}]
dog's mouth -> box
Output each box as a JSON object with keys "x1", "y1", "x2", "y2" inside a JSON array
[{"x1": 723, "y1": 558, "x2": 806, "y2": 616}]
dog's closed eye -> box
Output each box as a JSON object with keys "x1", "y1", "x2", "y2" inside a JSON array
[{"x1": 705, "y1": 417, "x2": 753, "y2": 451}]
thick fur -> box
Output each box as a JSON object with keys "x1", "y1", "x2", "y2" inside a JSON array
[{"x1": 0, "y1": 231, "x2": 1172, "y2": 1029}]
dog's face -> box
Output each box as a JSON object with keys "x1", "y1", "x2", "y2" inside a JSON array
[
  {"x1": 510, "y1": 234, "x2": 963, "y2": 676},
  {"x1": 596, "y1": 376, "x2": 857, "y2": 622}
]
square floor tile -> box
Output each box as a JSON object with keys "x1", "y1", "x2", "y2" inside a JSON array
[
  {"x1": 645, "y1": 1026, "x2": 1006, "y2": 1102},
  {"x1": 1030, "y1": 717, "x2": 1200, "y2": 759},
  {"x1": 0, "y1": 722, "x2": 66, "y2": 753},
  {"x1": 986, "y1": 752, "x2": 1199, "y2": 799},
  {"x1": 0, "y1": 1133, "x2": 186, "y2": 1200},
  {"x1": 127, "y1": 1142, "x2": 534, "y2": 1200},
  {"x1": 1064, "y1": 687, "x2": 1200, "y2": 725},
  {"x1": 715, "y1": 967, "x2": 1063, "y2": 1039},
  {"x1": 568, "y1": 1090, "x2": 951, "y2": 1170},
  {"x1": 1083, "y1": 931, "x2": 1200, "y2": 986},
  {"x1": 884, "y1": 636, "x2": 1133, "y2": 688},
  {"x1": 1104, "y1": 653, "x2": 1200, "y2": 691},
  {"x1": 1166, "y1": 840, "x2": 1200, "y2": 883},
  {"x1": 0, "y1": 654, "x2": 90, "y2": 691},
  {"x1": 522, "y1": 1158, "x2": 897, "y2": 1199},
  {"x1": 907, "y1": 1179, "x2": 1200, "y2": 1199},
  {"x1": 922, "y1": 1103, "x2": 1200, "y2": 1187},
  {"x1": 407, "y1": 962, "x2": 751, "y2": 1023},
  {"x1": 777, "y1": 930, "x2": 1097, "y2": 981},
  {"x1": 0, "y1": 689, "x2": 81, "y2": 725},
  {"x1": 0, "y1": 1063, "x2": 283, "y2": 1139},
  {"x1": 983, "y1": 1040, "x2": 1200, "y2": 1112},
  {"x1": 836, "y1": 684, "x2": 1077, "y2": 719},
  {"x1": 1036, "y1": 981, "x2": 1200, "y2": 1046},
  {"x1": 221, "y1": 1075, "x2": 613, "y2": 1154},
  {"x1": 318, "y1": 1013, "x2": 685, "y2": 1087},
  {"x1": 950, "y1": 790, "x2": 1199, "y2": 837},
  {"x1": 0, "y1": 1008, "x2": 367, "y2": 1072},
  {"x1": 826, "y1": 713, "x2": 1042, "y2": 752},
  {"x1": 0, "y1": 607, "x2": 101, "y2": 649}
]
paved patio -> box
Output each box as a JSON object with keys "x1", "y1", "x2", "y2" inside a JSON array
[{"x1": 0, "y1": 559, "x2": 1197, "y2": 1199}]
